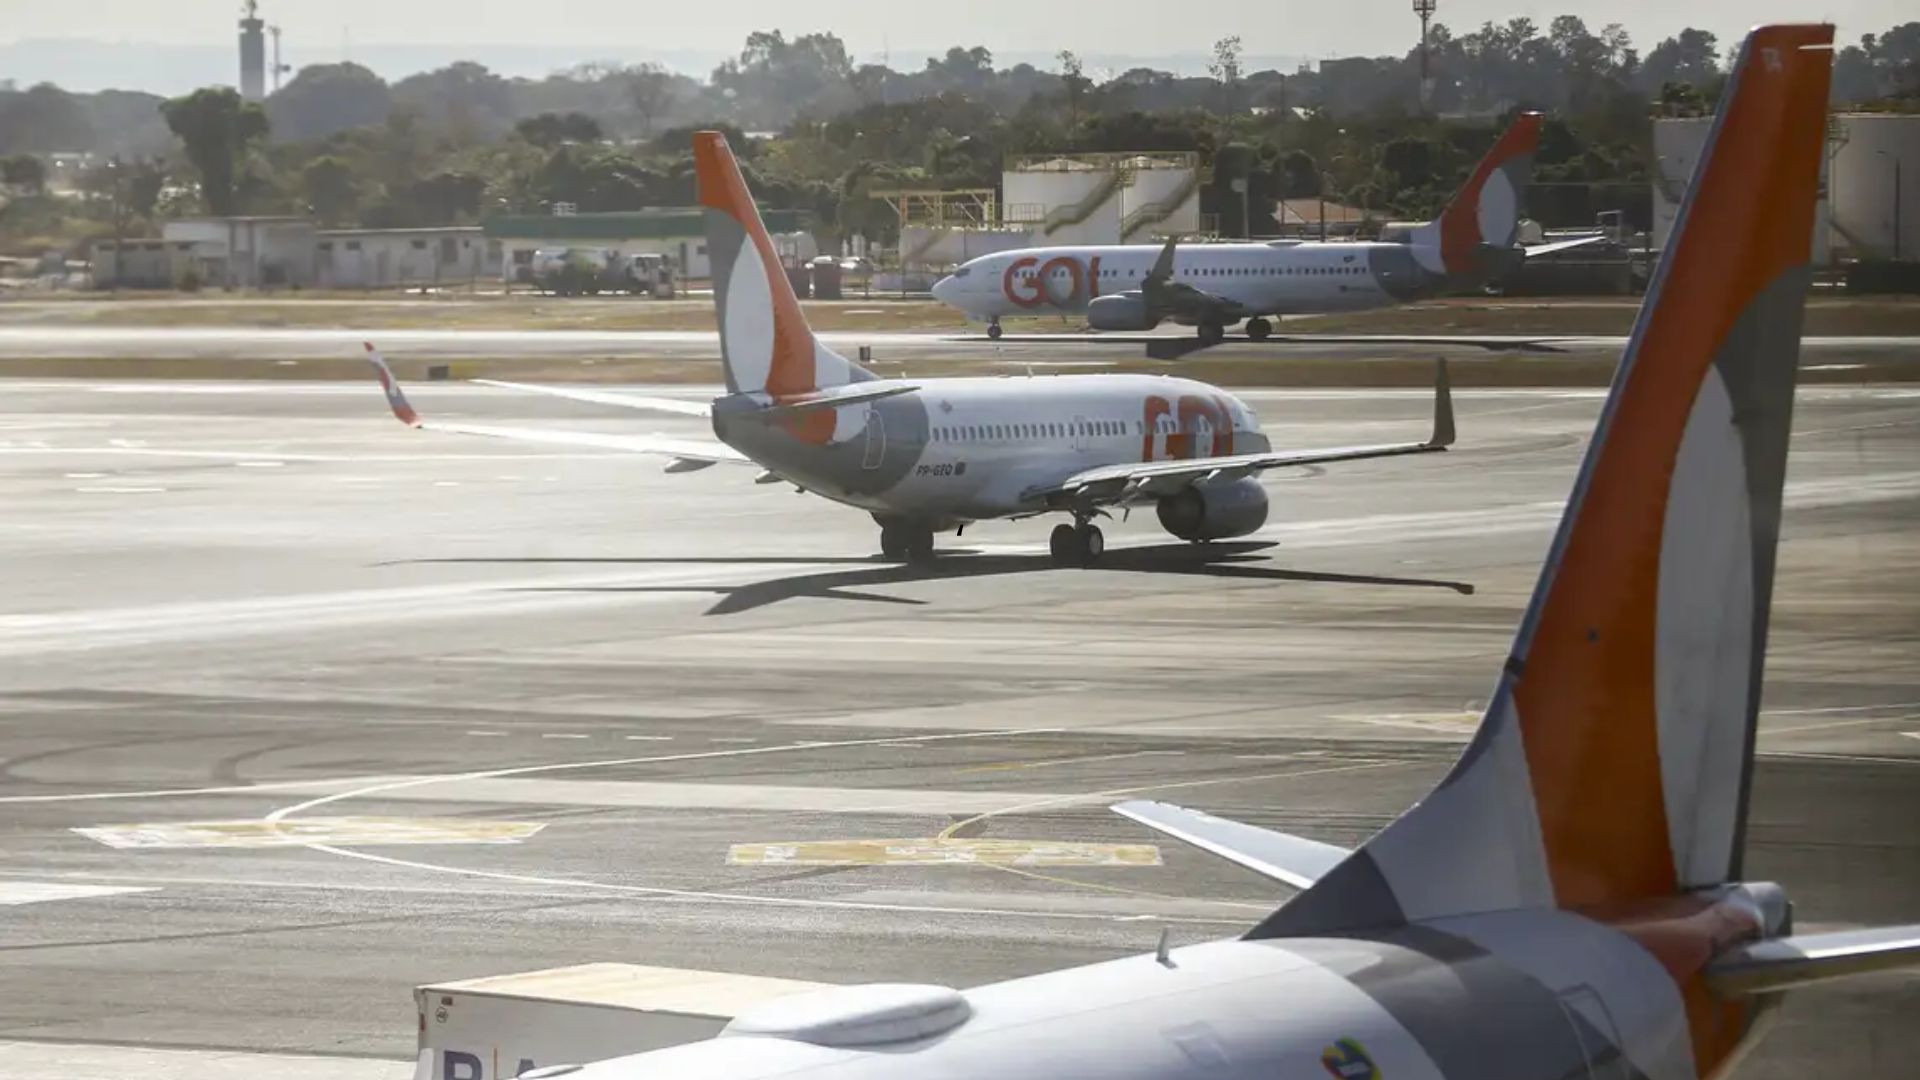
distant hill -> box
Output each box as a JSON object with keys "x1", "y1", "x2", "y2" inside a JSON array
[{"x1": 0, "y1": 38, "x2": 1318, "y2": 96}]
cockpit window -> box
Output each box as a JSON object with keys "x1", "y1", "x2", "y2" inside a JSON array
[{"x1": 952, "y1": 267, "x2": 971, "y2": 278}]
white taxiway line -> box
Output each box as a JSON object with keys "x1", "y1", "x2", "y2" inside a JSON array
[
  {"x1": 0, "y1": 882, "x2": 160, "y2": 906},
  {"x1": 0, "y1": 775, "x2": 406, "y2": 805},
  {"x1": 257, "y1": 738, "x2": 1397, "y2": 925},
  {"x1": 0, "y1": 1040, "x2": 410, "y2": 1080}
]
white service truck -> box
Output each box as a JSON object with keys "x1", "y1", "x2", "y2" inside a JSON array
[{"x1": 413, "y1": 963, "x2": 828, "y2": 1079}]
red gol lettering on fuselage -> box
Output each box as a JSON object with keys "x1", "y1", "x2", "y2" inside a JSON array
[
  {"x1": 1003, "y1": 255, "x2": 1104, "y2": 309},
  {"x1": 1140, "y1": 394, "x2": 1233, "y2": 460}
]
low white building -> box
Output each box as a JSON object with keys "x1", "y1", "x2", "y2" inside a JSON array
[
  {"x1": 315, "y1": 227, "x2": 495, "y2": 289},
  {"x1": 484, "y1": 209, "x2": 814, "y2": 283},
  {"x1": 90, "y1": 239, "x2": 202, "y2": 289},
  {"x1": 162, "y1": 216, "x2": 317, "y2": 287}
]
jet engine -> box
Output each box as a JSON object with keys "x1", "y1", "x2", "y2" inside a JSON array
[
  {"x1": 1155, "y1": 479, "x2": 1269, "y2": 541},
  {"x1": 1087, "y1": 293, "x2": 1158, "y2": 331}
]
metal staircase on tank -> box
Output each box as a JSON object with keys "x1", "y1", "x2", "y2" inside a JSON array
[
  {"x1": 1040, "y1": 167, "x2": 1129, "y2": 236},
  {"x1": 1120, "y1": 171, "x2": 1203, "y2": 241}
]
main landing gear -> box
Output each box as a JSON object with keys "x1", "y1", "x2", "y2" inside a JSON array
[
  {"x1": 987, "y1": 318, "x2": 1004, "y2": 340},
  {"x1": 1049, "y1": 520, "x2": 1105, "y2": 566},
  {"x1": 1245, "y1": 316, "x2": 1273, "y2": 341},
  {"x1": 1196, "y1": 321, "x2": 1227, "y2": 346},
  {"x1": 878, "y1": 520, "x2": 936, "y2": 563}
]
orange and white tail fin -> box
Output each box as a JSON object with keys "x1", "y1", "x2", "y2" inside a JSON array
[
  {"x1": 694, "y1": 132, "x2": 874, "y2": 398},
  {"x1": 1258, "y1": 24, "x2": 1834, "y2": 937},
  {"x1": 1409, "y1": 111, "x2": 1541, "y2": 276}
]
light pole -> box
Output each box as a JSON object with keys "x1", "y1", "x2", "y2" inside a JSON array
[
  {"x1": 1413, "y1": 0, "x2": 1436, "y2": 110},
  {"x1": 107, "y1": 156, "x2": 124, "y2": 293},
  {"x1": 1880, "y1": 149, "x2": 1903, "y2": 261}
]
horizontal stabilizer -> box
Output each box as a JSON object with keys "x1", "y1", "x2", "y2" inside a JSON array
[
  {"x1": 361, "y1": 343, "x2": 746, "y2": 466},
  {"x1": 1522, "y1": 235, "x2": 1609, "y2": 259},
  {"x1": 1112, "y1": 800, "x2": 1350, "y2": 890},
  {"x1": 472, "y1": 379, "x2": 712, "y2": 418},
  {"x1": 1705, "y1": 925, "x2": 1920, "y2": 995},
  {"x1": 743, "y1": 383, "x2": 919, "y2": 421}
]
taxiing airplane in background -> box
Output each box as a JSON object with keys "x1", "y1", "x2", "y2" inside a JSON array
[
  {"x1": 367, "y1": 132, "x2": 1453, "y2": 565},
  {"x1": 457, "y1": 23, "x2": 1920, "y2": 1080},
  {"x1": 932, "y1": 111, "x2": 1600, "y2": 342}
]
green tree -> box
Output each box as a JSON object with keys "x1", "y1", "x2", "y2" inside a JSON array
[
  {"x1": 267, "y1": 63, "x2": 392, "y2": 142},
  {"x1": 0, "y1": 153, "x2": 46, "y2": 194},
  {"x1": 392, "y1": 61, "x2": 514, "y2": 136},
  {"x1": 624, "y1": 63, "x2": 676, "y2": 137},
  {"x1": 300, "y1": 155, "x2": 358, "y2": 224},
  {"x1": 1641, "y1": 29, "x2": 1721, "y2": 93},
  {"x1": 160, "y1": 87, "x2": 269, "y2": 216},
  {"x1": 514, "y1": 111, "x2": 603, "y2": 148},
  {"x1": 1057, "y1": 51, "x2": 1090, "y2": 132},
  {"x1": 1209, "y1": 35, "x2": 1244, "y2": 113}
]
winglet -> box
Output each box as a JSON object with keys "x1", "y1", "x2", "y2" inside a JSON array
[
  {"x1": 363, "y1": 342, "x2": 420, "y2": 428},
  {"x1": 1146, "y1": 236, "x2": 1178, "y2": 285},
  {"x1": 1428, "y1": 359, "x2": 1454, "y2": 448},
  {"x1": 1113, "y1": 800, "x2": 1350, "y2": 891}
]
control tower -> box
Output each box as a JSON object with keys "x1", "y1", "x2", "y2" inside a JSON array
[{"x1": 239, "y1": 1, "x2": 267, "y2": 101}]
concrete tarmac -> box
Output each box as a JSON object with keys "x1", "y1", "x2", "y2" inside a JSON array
[
  {"x1": 1, "y1": 323, "x2": 1916, "y2": 362},
  {"x1": 0, "y1": 380, "x2": 1915, "y2": 1078}
]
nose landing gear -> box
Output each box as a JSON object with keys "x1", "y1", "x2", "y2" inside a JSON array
[{"x1": 987, "y1": 318, "x2": 1004, "y2": 340}]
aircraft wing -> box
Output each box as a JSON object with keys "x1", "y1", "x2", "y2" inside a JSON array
[
  {"x1": 1141, "y1": 236, "x2": 1251, "y2": 324},
  {"x1": 1522, "y1": 235, "x2": 1609, "y2": 258},
  {"x1": 1113, "y1": 800, "x2": 1350, "y2": 890},
  {"x1": 1705, "y1": 925, "x2": 1920, "y2": 995},
  {"x1": 1032, "y1": 361, "x2": 1452, "y2": 504},
  {"x1": 1161, "y1": 286, "x2": 1251, "y2": 324},
  {"x1": 471, "y1": 379, "x2": 713, "y2": 417},
  {"x1": 366, "y1": 345, "x2": 749, "y2": 469}
]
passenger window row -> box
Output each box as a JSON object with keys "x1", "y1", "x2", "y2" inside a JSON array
[
  {"x1": 1021, "y1": 266, "x2": 1367, "y2": 279},
  {"x1": 929, "y1": 416, "x2": 1218, "y2": 443}
]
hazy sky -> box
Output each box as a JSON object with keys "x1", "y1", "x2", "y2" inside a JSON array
[{"x1": 3, "y1": 1, "x2": 1912, "y2": 71}]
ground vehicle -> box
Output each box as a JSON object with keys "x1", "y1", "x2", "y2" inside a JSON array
[{"x1": 530, "y1": 248, "x2": 676, "y2": 298}]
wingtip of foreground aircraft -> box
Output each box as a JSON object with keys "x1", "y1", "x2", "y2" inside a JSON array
[
  {"x1": 361, "y1": 341, "x2": 421, "y2": 428},
  {"x1": 1428, "y1": 358, "x2": 1455, "y2": 449}
]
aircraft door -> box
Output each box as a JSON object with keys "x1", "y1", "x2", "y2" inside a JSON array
[
  {"x1": 1071, "y1": 415, "x2": 1090, "y2": 453},
  {"x1": 862, "y1": 406, "x2": 885, "y2": 470}
]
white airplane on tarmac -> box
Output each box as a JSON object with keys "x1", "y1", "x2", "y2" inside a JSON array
[
  {"x1": 435, "y1": 24, "x2": 1920, "y2": 1080},
  {"x1": 366, "y1": 137, "x2": 1454, "y2": 567},
  {"x1": 931, "y1": 112, "x2": 1601, "y2": 343}
]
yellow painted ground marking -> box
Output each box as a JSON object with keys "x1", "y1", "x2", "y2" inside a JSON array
[
  {"x1": 923, "y1": 756, "x2": 1407, "y2": 907},
  {"x1": 729, "y1": 838, "x2": 1161, "y2": 868},
  {"x1": 74, "y1": 816, "x2": 546, "y2": 850}
]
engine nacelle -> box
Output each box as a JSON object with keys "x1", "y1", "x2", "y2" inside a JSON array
[
  {"x1": 1087, "y1": 293, "x2": 1158, "y2": 331},
  {"x1": 1155, "y1": 478, "x2": 1270, "y2": 541}
]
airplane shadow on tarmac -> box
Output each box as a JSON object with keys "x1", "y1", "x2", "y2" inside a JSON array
[{"x1": 414, "y1": 542, "x2": 1476, "y2": 616}]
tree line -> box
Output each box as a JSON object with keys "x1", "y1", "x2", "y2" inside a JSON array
[{"x1": 0, "y1": 20, "x2": 1914, "y2": 257}]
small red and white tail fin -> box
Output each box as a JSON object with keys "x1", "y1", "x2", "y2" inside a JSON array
[
  {"x1": 1410, "y1": 111, "x2": 1541, "y2": 275},
  {"x1": 694, "y1": 132, "x2": 873, "y2": 399},
  {"x1": 363, "y1": 342, "x2": 420, "y2": 427},
  {"x1": 1258, "y1": 23, "x2": 1834, "y2": 936}
]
